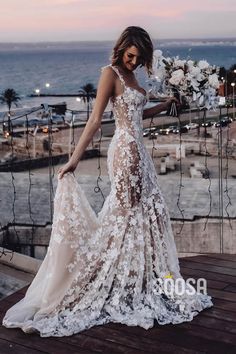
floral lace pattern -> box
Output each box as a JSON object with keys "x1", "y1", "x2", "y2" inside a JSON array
[{"x1": 2, "y1": 64, "x2": 213, "y2": 337}]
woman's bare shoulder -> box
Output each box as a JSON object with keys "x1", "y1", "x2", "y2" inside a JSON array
[
  {"x1": 99, "y1": 65, "x2": 117, "y2": 85},
  {"x1": 101, "y1": 64, "x2": 116, "y2": 75}
]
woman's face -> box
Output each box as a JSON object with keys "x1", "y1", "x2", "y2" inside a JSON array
[{"x1": 121, "y1": 45, "x2": 141, "y2": 72}]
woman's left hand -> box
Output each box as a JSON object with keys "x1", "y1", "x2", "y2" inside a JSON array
[{"x1": 164, "y1": 97, "x2": 180, "y2": 111}]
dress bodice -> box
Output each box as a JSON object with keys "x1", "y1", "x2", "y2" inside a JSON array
[{"x1": 102, "y1": 64, "x2": 147, "y2": 141}]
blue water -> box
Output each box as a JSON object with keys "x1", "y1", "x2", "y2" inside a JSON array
[{"x1": 0, "y1": 39, "x2": 235, "y2": 100}]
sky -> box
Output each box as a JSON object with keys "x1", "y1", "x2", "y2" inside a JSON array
[{"x1": 1, "y1": 0, "x2": 236, "y2": 42}]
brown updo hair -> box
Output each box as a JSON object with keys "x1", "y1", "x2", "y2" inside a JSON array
[{"x1": 110, "y1": 26, "x2": 153, "y2": 77}]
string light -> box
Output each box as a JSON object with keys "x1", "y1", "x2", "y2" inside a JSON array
[
  {"x1": 222, "y1": 105, "x2": 233, "y2": 230},
  {"x1": 94, "y1": 126, "x2": 105, "y2": 207},
  {"x1": 202, "y1": 108, "x2": 213, "y2": 231}
]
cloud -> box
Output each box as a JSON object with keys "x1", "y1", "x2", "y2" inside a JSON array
[{"x1": 1, "y1": 0, "x2": 236, "y2": 41}]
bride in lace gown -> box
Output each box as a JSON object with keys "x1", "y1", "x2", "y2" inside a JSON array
[{"x1": 2, "y1": 26, "x2": 213, "y2": 337}]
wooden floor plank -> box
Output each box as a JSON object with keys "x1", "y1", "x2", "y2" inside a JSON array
[
  {"x1": 0, "y1": 308, "x2": 8, "y2": 322},
  {"x1": 208, "y1": 288, "x2": 236, "y2": 302},
  {"x1": 178, "y1": 313, "x2": 236, "y2": 334},
  {"x1": 189, "y1": 254, "x2": 236, "y2": 262},
  {"x1": 181, "y1": 256, "x2": 236, "y2": 269},
  {"x1": 0, "y1": 337, "x2": 47, "y2": 354},
  {"x1": 0, "y1": 300, "x2": 13, "y2": 314},
  {"x1": 0, "y1": 326, "x2": 99, "y2": 354},
  {"x1": 209, "y1": 298, "x2": 236, "y2": 312},
  {"x1": 174, "y1": 321, "x2": 236, "y2": 345},
  {"x1": 179, "y1": 265, "x2": 236, "y2": 284},
  {"x1": 179, "y1": 259, "x2": 236, "y2": 276},
  {"x1": 198, "y1": 307, "x2": 236, "y2": 323},
  {"x1": 108, "y1": 322, "x2": 234, "y2": 354},
  {"x1": 56, "y1": 329, "x2": 149, "y2": 354},
  {"x1": 224, "y1": 284, "x2": 236, "y2": 293},
  {"x1": 71, "y1": 325, "x2": 203, "y2": 354},
  {"x1": 154, "y1": 322, "x2": 236, "y2": 349},
  {"x1": 17, "y1": 285, "x2": 30, "y2": 295},
  {"x1": 57, "y1": 327, "x2": 164, "y2": 354},
  {"x1": 1, "y1": 291, "x2": 24, "y2": 304}
]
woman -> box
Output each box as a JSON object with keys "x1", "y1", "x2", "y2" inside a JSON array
[{"x1": 2, "y1": 26, "x2": 213, "y2": 337}]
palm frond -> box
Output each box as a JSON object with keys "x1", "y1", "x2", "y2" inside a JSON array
[{"x1": 0, "y1": 88, "x2": 21, "y2": 111}]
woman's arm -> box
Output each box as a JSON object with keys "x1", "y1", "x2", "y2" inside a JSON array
[
  {"x1": 143, "y1": 101, "x2": 168, "y2": 119},
  {"x1": 143, "y1": 97, "x2": 179, "y2": 119},
  {"x1": 58, "y1": 67, "x2": 115, "y2": 179}
]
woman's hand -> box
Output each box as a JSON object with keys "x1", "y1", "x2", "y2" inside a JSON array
[
  {"x1": 164, "y1": 96, "x2": 180, "y2": 111},
  {"x1": 57, "y1": 159, "x2": 78, "y2": 180},
  {"x1": 163, "y1": 96, "x2": 182, "y2": 116},
  {"x1": 143, "y1": 96, "x2": 181, "y2": 119}
]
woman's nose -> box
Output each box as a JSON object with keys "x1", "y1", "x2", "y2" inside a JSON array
[{"x1": 131, "y1": 57, "x2": 137, "y2": 65}]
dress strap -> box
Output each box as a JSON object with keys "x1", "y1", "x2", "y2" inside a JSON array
[{"x1": 108, "y1": 64, "x2": 126, "y2": 87}]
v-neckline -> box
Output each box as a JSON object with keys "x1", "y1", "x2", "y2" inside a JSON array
[{"x1": 112, "y1": 65, "x2": 147, "y2": 97}]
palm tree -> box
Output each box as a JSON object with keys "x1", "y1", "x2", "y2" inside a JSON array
[
  {"x1": 78, "y1": 83, "x2": 97, "y2": 121},
  {"x1": 0, "y1": 88, "x2": 21, "y2": 133}
]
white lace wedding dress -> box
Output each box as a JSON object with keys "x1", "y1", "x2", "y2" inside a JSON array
[{"x1": 2, "y1": 64, "x2": 213, "y2": 337}]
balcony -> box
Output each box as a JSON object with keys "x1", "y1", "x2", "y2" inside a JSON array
[{"x1": 0, "y1": 103, "x2": 235, "y2": 352}]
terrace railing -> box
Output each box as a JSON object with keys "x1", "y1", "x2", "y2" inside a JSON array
[{"x1": 0, "y1": 103, "x2": 235, "y2": 259}]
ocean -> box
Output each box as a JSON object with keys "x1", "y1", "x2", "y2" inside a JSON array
[{"x1": 0, "y1": 38, "x2": 235, "y2": 112}]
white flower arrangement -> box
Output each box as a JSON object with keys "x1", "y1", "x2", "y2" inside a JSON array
[{"x1": 149, "y1": 49, "x2": 220, "y2": 110}]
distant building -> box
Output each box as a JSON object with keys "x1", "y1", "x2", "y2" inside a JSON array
[
  {"x1": 218, "y1": 82, "x2": 225, "y2": 97},
  {"x1": 49, "y1": 102, "x2": 67, "y2": 115}
]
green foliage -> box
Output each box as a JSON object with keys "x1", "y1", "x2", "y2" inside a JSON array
[
  {"x1": 0, "y1": 88, "x2": 21, "y2": 112},
  {"x1": 78, "y1": 83, "x2": 97, "y2": 121},
  {"x1": 78, "y1": 83, "x2": 97, "y2": 103}
]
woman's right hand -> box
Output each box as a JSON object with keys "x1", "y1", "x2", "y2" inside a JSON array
[{"x1": 57, "y1": 159, "x2": 78, "y2": 179}]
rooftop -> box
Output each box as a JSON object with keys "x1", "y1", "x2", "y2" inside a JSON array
[{"x1": 0, "y1": 253, "x2": 235, "y2": 353}]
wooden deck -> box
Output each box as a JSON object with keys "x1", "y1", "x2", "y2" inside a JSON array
[{"x1": 0, "y1": 253, "x2": 236, "y2": 354}]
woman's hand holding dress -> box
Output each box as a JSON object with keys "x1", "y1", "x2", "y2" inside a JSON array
[{"x1": 58, "y1": 159, "x2": 78, "y2": 179}]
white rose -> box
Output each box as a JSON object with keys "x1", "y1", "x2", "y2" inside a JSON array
[
  {"x1": 209, "y1": 73, "x2": 220, "y2": 89},
  {"x1": 152, "y1": 50, "x2": 164, "y2": 73},
  {"x1": 153, "y1": 49, "x2": 163, "y2": 59},
  {"x1": 199, "y1": 94, "x2": 205, "y2": 106},
  {"x1": 193, "y1": 91, "x2": 197, "y2": 101},
  {"x1": 174, "y1": 59, "x2": 186, "y2": 69},
  {"x1": 189, "y1": 66, "x2": 201, "y2": 77},
  {"x1": 169, "y1": 69, "x2": 185, "y2": 86},
  {"x1": 187, "y1": 60, "x2": 194, "y2": 68},
  {"x1": 198, "y1": 60, "x2": 210, "y2": 70}
]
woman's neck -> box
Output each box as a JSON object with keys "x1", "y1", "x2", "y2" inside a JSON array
[{"x1": 117, "y1": 64, "x2": 135, "y2": 78}]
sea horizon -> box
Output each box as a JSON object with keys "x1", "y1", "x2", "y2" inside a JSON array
[{"x1": 0, "y1": 37, "x2": 236, "y2": 48}]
